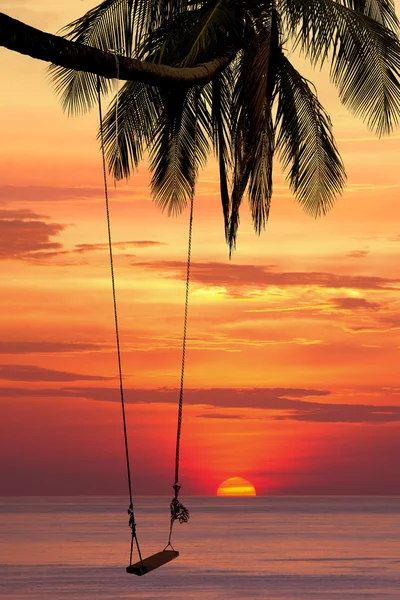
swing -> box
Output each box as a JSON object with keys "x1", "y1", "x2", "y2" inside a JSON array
[
  {"x1": 126, "y1": 550, "x2": 179, "y2": 576},
  {"x1": 97, "y1": 73, "x2": 194, "y2": 576}
]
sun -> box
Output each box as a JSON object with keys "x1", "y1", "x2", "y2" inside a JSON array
[{"x1": 217, "y1": 477, "x2": 256, "y2": 497}]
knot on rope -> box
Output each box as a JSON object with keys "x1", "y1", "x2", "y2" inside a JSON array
[
  {"x1": 170, "y1": 490, "x2": 190, "y2": 524},
  {"x1": 128, "y1": 503, "x2": 137, "y2": 537}
]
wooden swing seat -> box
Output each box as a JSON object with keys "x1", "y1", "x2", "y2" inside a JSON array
[{"x1": 126, "y1": 550, "x2": 179, "y2": 576}]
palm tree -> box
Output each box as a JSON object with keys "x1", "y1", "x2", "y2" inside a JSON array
[{"x1": 1, "y1": 2, "x2": 399, "y2": 251}]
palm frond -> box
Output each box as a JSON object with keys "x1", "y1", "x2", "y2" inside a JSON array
[
  {"x1": 138, "y1": 0, "x2": 239, "y2": 69},
  {"x1": 281, "y1": 0, "x2": 400, "y2": 135},
  {"x1": 209, "y1": 68, "x2": 234, "y2": 236},
  {"x1": 149, "y1": 0, "x2": 194, "y2": 26},
  {"x1": 136, "y1": 8, "x2": 202, "y2": 62},
  {"x1": 100, "y1": 81, "x2": 162, "y2": 180},
  {"x1": 48, "y1": 0, "x2": 142, "y2": 114},
  {"x1": 61, "y1": 0, "x2": 135, "y2": 54},
  {"x1": 275, "y1": 50, "x2": 346, "y2": 217},
  {"x1": 341, "y1": 0, "x2": 399, "y2": 31},
  {"x1": 181, "y1": 0, "x2": 241, "y2": 66},
  {"x1": 150, "y1": 86, "x2": 211, "y2": 215},
  {"x1": 228, "y1": 13, "x2": 278, "y2": 251},
  {"x1": 49, "y1": 67, "x2": 108, "y2": 116}
]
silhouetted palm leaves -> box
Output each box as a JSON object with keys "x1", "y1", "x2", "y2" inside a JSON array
[{"x1": 50, "y1": 0, "x2": 400, "y2": 250}]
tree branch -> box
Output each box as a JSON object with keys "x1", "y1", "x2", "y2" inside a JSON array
[{"x1": 0, "y1": 12, "x2": 235, "y2": 87}]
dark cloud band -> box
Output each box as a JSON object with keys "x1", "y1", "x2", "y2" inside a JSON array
[{"x1": 1, "y1": 385, "x2": 399, "y2": 423}]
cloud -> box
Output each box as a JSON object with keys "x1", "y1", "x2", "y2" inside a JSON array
[
  {"x1": 0, "y1": 209, "x2": 66, "y2": 261},
  {"x1": 0, "y1": 385, "x2": 330, "y2": 404},
  {"x1": 195, "y1": 399, "x2": 400, "y2": 425},
  {"x1": 355, "y1": 234, "x2": 400, "y2": 243},
  {"x1": 74, "y1": 241, "x2": 165, "y2": 253},
  {"x1": 132, "y1": 260, "x2": 400, "y2": 292},
  {"x1": 0, "y1": 209, "x2": 164, "y2": 264},
  {"x1": 345, "y1": 315, "x2": 400, "y2": 333},
  {"x1": 272, "y1": 403, "x2": 400, "y2": 424},
  {"x1": 197, "y1": 413, "x2": 244, "y2": 419},
  {"x1": 346, "y1": 250, "x2": 369, "y2": 258},
  {"x1": 0, "y1": 365, "x2": 112, "y2": 382},
  {"x1": 128, "y1": 241, "x2": 166, "y2": 248},
  {"x1": 3, "y1": 385, "x2": 400, "y2": 423},
  {"x1": 331, "y1": 297, "x2": 381, "y2": 311},
  {"x1": 0, "y1": 341, "x2": 106, "y2": 355}
]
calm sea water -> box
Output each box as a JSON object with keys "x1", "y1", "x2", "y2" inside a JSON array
[{"x1": 1, "y1": 496, "x2": 399, "y2": 599}]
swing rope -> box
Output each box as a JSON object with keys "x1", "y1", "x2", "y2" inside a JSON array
[
  {"x1": 166, "y1": 190, "x2": 193, "y2": 547},
  {"x1": 96, "y1": 74, "x2": 143, "y2": 568},
  {"x1": 167, "y1": 90, "x2": 200, "y2": 548}
]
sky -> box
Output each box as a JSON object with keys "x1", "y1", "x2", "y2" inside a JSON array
[{"x1": 0, "y1": 0, "x2": 399, "y2": 497}]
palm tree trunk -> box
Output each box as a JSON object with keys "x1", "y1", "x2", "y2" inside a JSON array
[{"x1": 0, "y1": 12, "x2": 234, "y2": 87}]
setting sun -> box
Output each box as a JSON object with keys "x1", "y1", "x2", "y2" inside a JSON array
[{"x1": 217, "y1": 477, "x2": 257, "y2": 497}]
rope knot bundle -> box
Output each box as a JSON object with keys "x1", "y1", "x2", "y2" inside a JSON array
[
  {"x1": 170, "y1": 497, "x2": 190, "y2": 524},
  {"x1": 128, "y1": 502, "x2": 136, "y2": 537}
]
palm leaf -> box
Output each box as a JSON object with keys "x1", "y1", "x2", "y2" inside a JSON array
[
  {"x1": 61, "y1": 0, "x2": 135, "y2": 54},
  {"x1": 228, "y1": 14, "x2": 278, "y2": 250},
  {"x1": 207, "y1": 68, "x2": 234, "y2": 236},
  {"x1": 48, "y1": 0, "x2": 141, "y2": 115},
  {"x1": 136, "y1": 8, "x2": 202, "y2": 63},
  {"x1": 281, "y1": 0, "x2": 400, "y2": 135},
  {"x1": 181, "y1": 0, "x2": 241, "y2": 66},
  {"x1": 138, "y1": 0, "x2": 239, "y2": 68},
  {"x1": 49, "y1": 69, "x2": 103, "y2": 116},
  {"x1": 150, "y1": 86, "x2": 211, "y2": 215},
  {"x1": 100, "y1": 81, "x2": 162, "y2": 180},
  {"x1": 343, "y1": 0, "x2": 399, "y2": 30},
  {"x1": 275, "y1": 50, "x2": 346, "y2": 217}
]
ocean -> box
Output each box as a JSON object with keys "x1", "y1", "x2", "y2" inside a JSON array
[{"x1": 1, "y1": 496, "x2": 399, "y2": 599}]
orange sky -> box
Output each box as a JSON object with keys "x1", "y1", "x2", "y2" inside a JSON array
[{"x1": 0, "y1": 1, "x2": 399, "y2": 496}]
